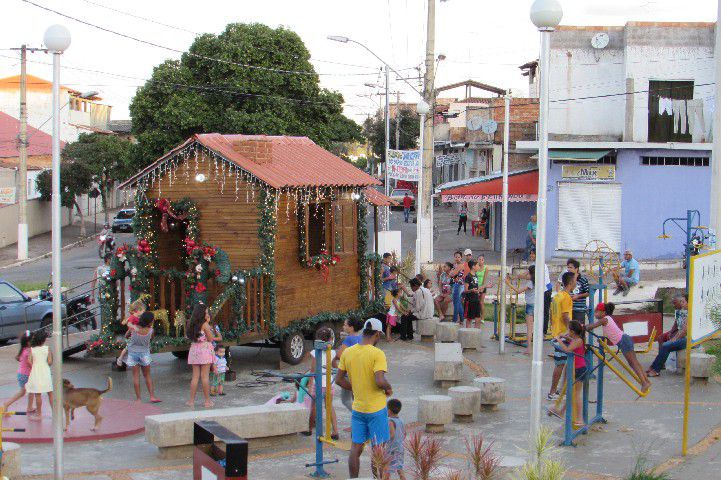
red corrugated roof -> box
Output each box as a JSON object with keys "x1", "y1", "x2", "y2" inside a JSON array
[
  {"x1": 440, "y1": 170, "x2": 538, "y2": 202},
  {"x1": 0, "y1": 111, "x2": 65, "y2": 159},
  {"x1": 121, "y1": 133, "x2": 381, "y2": 190},
  {"x1": 363, "y1": 187, "x2": 398, "y2": 207}
]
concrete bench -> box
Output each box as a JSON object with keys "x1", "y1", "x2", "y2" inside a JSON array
[
  {"x1": 691, "y1": 352, "x2": 715, "y2": 379},
  {"x1": 448, "y1": 386, "x2": 481, "y2": 423},
  {"x1": 435, "y1": 322, "x2": 459, "y2": 342},
  {"x1": 418, "y1": 317, "x2": 440, "y2": 342},
  {"x1": 434, "y1": 342, "x2": 464, "y2": 388},
  {"x1": 417, "y1": 395, "x2": 453, "y2": 432},
  {"x1": 145, "y1": 403, "x2": 307, "y2": 457},
  {"x1": 458, "y1": 328, "x2": 482, "y2": 351},
  {"x1": 0, "y1": 442, "x2": 21, "y2": 479},
  {"x1": 473, "y1": 377, "x2": 506, "y2": 411}
]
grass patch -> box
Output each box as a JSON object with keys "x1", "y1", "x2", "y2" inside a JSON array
[
  {"x1": 13, "y1": 280, "x2": 68, "y2": 293},
  {"x1": 704, "y1": 339, "x2": 721, "y2": 376}
]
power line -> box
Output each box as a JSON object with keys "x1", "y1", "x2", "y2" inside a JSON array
[{"x1": 21, "y1": 0, "x2": 381, "y2": 77}]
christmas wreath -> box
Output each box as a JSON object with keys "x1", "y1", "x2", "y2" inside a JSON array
[{"x1": 307, "y1": 250, "x2": 340, "y2": 282}]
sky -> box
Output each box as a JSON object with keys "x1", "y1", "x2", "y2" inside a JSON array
[{"x1": 0, "y1": 0, "x2": 717, "y2": 125}]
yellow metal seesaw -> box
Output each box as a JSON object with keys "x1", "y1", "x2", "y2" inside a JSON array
[{"x1": 589, "y1": 331, "x2": 657, "y2": 398}]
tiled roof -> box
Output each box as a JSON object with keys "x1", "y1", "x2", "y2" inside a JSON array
[
  {"x1": 108, "y1": 120, "x2": 132, "y2": 134},
  {"x1": 121, "y1": 133, "x2": 381, "y2": 190},
  {"x1": 0, "y1": 111, "x2": 65, "y2": 159},
  {"x1": 363, "y1": 187, "x2": 398, "y2": 207}
]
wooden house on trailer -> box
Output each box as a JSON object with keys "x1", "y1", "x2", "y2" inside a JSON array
[{"x1": 106, "y1": 134, "x2": 384, "y2": 364}]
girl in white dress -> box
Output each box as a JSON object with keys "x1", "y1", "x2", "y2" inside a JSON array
[{"x1": 26, "y1": 330, "x2": 53, "y2": 420}]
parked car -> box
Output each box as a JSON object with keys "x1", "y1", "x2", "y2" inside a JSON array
[
  {"x1": 389, "y1": 189, "x2": 415, "y2": 210},
  {"x1": 0, "y1": 280, "x2": 58, "y2": 343},
  {"x1": 112, "y1": 208, "x2": 136, "y2": 233}
]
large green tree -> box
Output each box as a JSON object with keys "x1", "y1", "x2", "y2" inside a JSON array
[
  {"x1": 129, "y1": 23, "x2": 362, "y2": 169},
  {"x1": 36, "y1": 160, "x2": 93, "y2": 235},
  {"x1": 362, "y1": 107, "x2": 420, "y2": 163}
]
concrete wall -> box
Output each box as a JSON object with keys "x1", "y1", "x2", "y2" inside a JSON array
[
  {"x1": 542, "y1": 149, "x2": 711, "y2": 260},
  {"x1": 0, "y1": 198, "x2": 71, "y2": 248},
  {"x1": 492, "y1": 202, "x2": 536, "y2": 252}
]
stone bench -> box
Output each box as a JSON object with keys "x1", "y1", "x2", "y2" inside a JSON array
[
  {"x1": 434, "y1": 342, "x2": 464, "y2": 388},
  {"x1": 473, "y1": 377, "x2": 506, "y2": 411},
  {"x1": 0, "y1": 442, "x2": 20, "y2": 479},
  {"x1": 458, "y1": 328, "x2": 482, "y2": 351},
  {"x1": 436, "y1": 322, "x2": 459, "y2": 342},
  {"x1": 448, "y1": 386, "x2": 481, "y2": 423},
  {"x1": 418, "y1": 395, "x2": 453, "y2": 433},
  {"x1": 691, "y1": 352, "x2": 715, "y2": 379},
  {"x1": 418, "y1": 317, "x2": 440, "y2": 342},
  {"x1": 145, "y1": 403, "x2": 307, "y2": 458}
]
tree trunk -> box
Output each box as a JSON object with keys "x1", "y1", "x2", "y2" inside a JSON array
[
  {"x1": 74, "y1": 199, "x2": 86, "y2": 236},
  {"x1": 101, "y1": 185, "x2": 110, "y2": 225}
]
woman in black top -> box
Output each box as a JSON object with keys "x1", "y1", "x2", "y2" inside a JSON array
[{"x1": 464, "y1": 260, "x2": 482, "y2": 328}]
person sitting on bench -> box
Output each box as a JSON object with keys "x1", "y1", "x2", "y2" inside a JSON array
[{"x1": 647, "y1": 295, "x2": 688, "y2": 377}]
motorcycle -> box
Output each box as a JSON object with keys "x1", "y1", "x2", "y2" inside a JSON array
[
  {"x1": 39, "y1": 284, "x2": 97, "y2": 331},
  {"x1": 98, "y1": 229, "x2": 115, "y2": 259}
]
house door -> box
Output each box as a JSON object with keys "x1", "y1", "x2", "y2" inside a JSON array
[{"x1": 557, "y1": 182, "x2": 622, "y2": 251}]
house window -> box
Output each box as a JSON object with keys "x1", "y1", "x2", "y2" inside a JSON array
[
  {"x1": 333, "y1": 203, "x2": 356, "y2": 254},
  {"x1": 648, "y1": 80, "x2": 694, "y2": 143},
  {"x1": 641, "y1": 156, "x2": 709, "y2": 167},
  {"x1": 306, "y1": 203, "x2": 329, "y2": 258}
]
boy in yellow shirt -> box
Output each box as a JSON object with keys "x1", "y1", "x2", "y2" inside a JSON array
[{"x1": 548, "y1": 271, "x2": 575, "y2": 400}]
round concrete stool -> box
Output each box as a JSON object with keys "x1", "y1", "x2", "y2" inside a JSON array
[
  {"x1": 473, "y1": 377, "x2": 506, "y2": 411},
  {"x1": 458, "y1": 328, "x2": 482, "y2": 351},
  {"x1": 691, "y1": 352, "x2": 714, "y2": 379},
  {"x1": 0, "y1": 442, "x2": 21, "y2": 479},
  {"x1": 418, "y1": 395, "x2": 453, "y2": 433},
  {"x1": 448, "y1": 386, "x2": 481, "y2": 423},
  {"x1": 435, "y1": 322, "x2": 459, "y2": 343},
  {"x1": 418, "y1": 318, "x2": 440, "y2": 342}
]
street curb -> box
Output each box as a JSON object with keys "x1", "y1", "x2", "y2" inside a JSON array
[{"x1": 0, "y1": 233, "x2": 99, "y2": 271}]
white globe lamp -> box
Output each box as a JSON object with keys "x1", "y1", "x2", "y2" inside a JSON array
[
  {"x1": 43, "y1": 24, "x2": 72, "y2": 52},
  {"x1": 416, "y1": 99, "x2": 431, "y2": 115},
  {"x1": 530, "y1": 0, "x2": 563, "y2": 30}
]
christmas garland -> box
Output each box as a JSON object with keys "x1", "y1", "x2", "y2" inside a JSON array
[{"x1": 259, "y1": 188, "x2": 278, "y2": 336}]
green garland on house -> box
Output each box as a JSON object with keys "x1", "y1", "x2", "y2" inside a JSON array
[{"x1": 258, "y1": 187, "x2": 278, "y2": 336}]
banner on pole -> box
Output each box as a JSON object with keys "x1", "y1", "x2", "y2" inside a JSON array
[
  {"x1": 387, "y1": 149, "x2": 420, "y2": 181},
  {"x1": 688, "y1": 249, "x2": 721, "y2": 345}
]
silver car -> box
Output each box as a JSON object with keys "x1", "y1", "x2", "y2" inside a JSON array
[{"x1": 0, "y1": 280, "x2": 55, "y2": 342}]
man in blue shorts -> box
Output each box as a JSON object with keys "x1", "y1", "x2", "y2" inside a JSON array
[
  {"x1": 613, "y1": 250, "x2": 640, "y2": 296},
  {"x1": 336, "y1": 318, "x2": 393, "y2": 478}
]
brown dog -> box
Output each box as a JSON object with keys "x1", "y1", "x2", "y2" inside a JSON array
[{"x1": 62, "y1": 377, "x2": 112, "y2": 431}]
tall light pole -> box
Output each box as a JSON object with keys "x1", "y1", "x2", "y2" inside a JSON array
[
  {"x1": 710, "y1": 0, "x2": 721, "y2": 241},
  {"x1": 416, "y1": 100, "x2": 431, "y2": 273},
  {"x1": 529, "y1": 0, "x2": 562, "y2": 443},
  {"x1": 328, "y1": 36, "x2": 422, "y2": 231},
  {"x1": 18, "y1": 45, "x2": 28, "y2": 260},
  {"x1": 499, "y1": 92, "x2": 511, "y2": 355},
  {"x1": 44, "y1": 23, "x2": 71, "y2": 480}
]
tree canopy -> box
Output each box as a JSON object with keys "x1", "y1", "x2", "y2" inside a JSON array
[
  {"x1": 362, "y1": 107, "x2": 420, "y2": 163},
  {"x1": 129, "y1": 23, "x2": 362, "y2": 170}
]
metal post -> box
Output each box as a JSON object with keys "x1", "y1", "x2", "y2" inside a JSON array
[
  {"x1": 418, "y1": 0, "x2": 436, "y2": 267},
  {"x1": 530, "y1": 27, "x2": 553, "y2": 439},
  {"x1": 395, "y1": 90, "x2": 401, "y2": 149},
  {"x1": 499, "y1": 92, "x2": 511, "y2": 354},
  {"x1": 384, "y1": 65, "x2": 391, "y2": 231},
  {"x1": 416, "y1": 112, "x2": 425, "y2": 274},
  {"x1": 686, "y1": 209, "x2": 693, "y2": 292},
  {"x1": 50, "y1": 49, "x2": 64, "y2": 480},
  {"x1": 710, "y1": 0, "x2": 721, "y2": 236},
  {"x1": 17, "y1": 44, "x2": 28, "y2": 260},
  {"x1": 312, "y1": 341, "x2": 328, "y2": 478}
]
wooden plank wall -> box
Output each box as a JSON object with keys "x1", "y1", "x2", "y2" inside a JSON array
[{"x1": 275, "y1": 193, "x2": 360, "y2": 328}]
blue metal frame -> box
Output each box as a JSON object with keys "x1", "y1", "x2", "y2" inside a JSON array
[
  {"x1": 660, "y1": 209, "x2": 706, "y2": 292},
  {"x1": 561, "y1": 345, "x2": 607, "y2": 446},
  {"x1": 306, "y1": 340, "x2": 339, "y2": 478}
]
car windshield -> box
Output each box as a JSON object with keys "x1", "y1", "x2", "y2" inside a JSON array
[{"x1": 116, "y1": 210, "x2": 135, "y2": 220}]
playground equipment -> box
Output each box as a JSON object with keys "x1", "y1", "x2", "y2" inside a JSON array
[
  {"x1": 263, "y1": 340, "x2": 338, "y2": 478},
  {"x1": 658, "y1": 209, "x2": 711, "y2": 290},
  {"x1": 582, "y1": 240, "x2": 620, "y2": 286},
  {"x1": 492, "y1": 266, "x2": 535, "y2": 347},
  {"x1": 0, "y1": 407, "x2": 25, "y2": 480}
]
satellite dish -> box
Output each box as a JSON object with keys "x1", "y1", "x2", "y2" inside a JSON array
[
  {"x1": 591, "y1": 32, "x2": 609, "y2": 49},
  {"x1": 481, "y1": 120, "x2": 498, "y2": 135},
  {"x1": 467, "y1": 116, "x2": 484, "y2": 131}
]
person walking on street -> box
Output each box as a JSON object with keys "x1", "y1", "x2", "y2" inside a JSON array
[
  {"x1": 336, "y1": 318, "x2": 393, "y2": 479},
  {"x1": 457, "y1": 201, "x2": 468, "y2": 235},
  {"x1": 402, "y1": 192, "x2": 412, "y2": 223}
]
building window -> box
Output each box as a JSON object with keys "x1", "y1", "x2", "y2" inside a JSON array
[
  {"x1": 647, "y1": 80, "x2": 694, "y2": 143},
  {"x1": 305, "y1": 203, "x2": 329, "y2": 258},
  {"x1": 303, "y1": 201, "x2": 355, "y2": 259},
  {"x1": 641, "y1": 156, "x2": 709, "y2": 167}
]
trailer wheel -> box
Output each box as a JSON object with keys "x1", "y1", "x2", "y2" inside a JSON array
[
  {"x1": 171, "y1": 350, "x2": 189, "y2": 359},
  {"x1": 280, "y1": 332, "x2": 306, "y2": 365}
]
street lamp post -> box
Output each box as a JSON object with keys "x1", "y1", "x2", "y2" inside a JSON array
[
  {"x1": 416, "y1": 100, "x2": 431, "y2": 273},
  {"x1": 44, "y1": 23, "x2": 71, "y2": 480},
  {"x1": 529, "y1": 0, "x2": 563, "y2": 443}
]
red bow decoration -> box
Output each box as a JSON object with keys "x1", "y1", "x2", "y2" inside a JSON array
[
  {"x1": 184, "y1": 237, "x2": 199, "y2": 255},
  {"x1": 155, "y1": 198, "x2": 190, "y2": 233},
  {"x1": 195, "y1": 283, "x2": 207, "y2": 293}
]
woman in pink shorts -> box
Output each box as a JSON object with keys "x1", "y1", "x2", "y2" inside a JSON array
[{"x1": 186, "y1": 303, "x2": 222, "y2": 408}]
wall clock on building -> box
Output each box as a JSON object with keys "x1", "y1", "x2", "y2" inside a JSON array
[{"x1": 591, "y1": 32, "x2": 609, "y2": 61}]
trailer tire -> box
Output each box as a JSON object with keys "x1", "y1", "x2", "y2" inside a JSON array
[
  {"x1": 171, "y1": 350, "x2": 189, "y2": 359},
  {"x1": 280, "y1": 332, "x2": 306, "y2": 365}
]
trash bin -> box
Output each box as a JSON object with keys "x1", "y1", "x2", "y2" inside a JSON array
[{"x1": 193, "y1": 420, "x2": 248, "y2": 480}]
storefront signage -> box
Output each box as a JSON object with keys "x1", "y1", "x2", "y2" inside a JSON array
[
  {"x1": 435, "y1": 152, "x2": 463, "y2": 167},
  {"x1": 0, "y1": 186, "x2": 16, "y2": 204},
  {"x1": 562, "y1": 165, "x2": 615, "y2": 180},
  {"x1": 387, "y1": 149, "x2": 420, "y2": 181},
  {"x1": 441, "y1": 194, "x2": 538, "y2": 203}
]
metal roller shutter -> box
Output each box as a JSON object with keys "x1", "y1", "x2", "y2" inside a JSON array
[{"x1": 557, "y1": 182, "x2": 621, "y2": 251}]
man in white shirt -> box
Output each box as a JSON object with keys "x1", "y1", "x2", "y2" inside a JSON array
[{"x1": 399, "y1": 278, "x2": 434, "y2": 340}]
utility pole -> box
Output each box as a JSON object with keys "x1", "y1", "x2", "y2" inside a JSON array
[
  {"x1": 384, "y1": 65, "x2": 391, "y2": 230},
  {"x1": 710, "y1": 0, "x2": 721, "y2": 241},
  {"x1": 499, "y1": 92, "x2": 511, "y2": 355},
  {"x1": 395, "y1": 91, "x2": 401, "y2": 149},
  {"x1": 418, "y1": 0, "x2": 436, "y2": 268}
]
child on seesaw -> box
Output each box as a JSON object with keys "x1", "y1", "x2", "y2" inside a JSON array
[
  {"x1": 586, "y1": 302, "x2": 651, "y2": 393},
  {"x1": 548, "y1": 320, "x2": 586, "y2": 428}
]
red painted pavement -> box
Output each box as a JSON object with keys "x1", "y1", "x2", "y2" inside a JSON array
[{"x1": 0, "y1": 398, "x2": 161, "y2": 443}]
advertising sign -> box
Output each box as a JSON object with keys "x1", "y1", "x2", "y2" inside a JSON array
[
  {"x1": 688, "y1": 249, "x2": 721, "y2": 345},
  {"x1": 387, "y1": 149, "x2": 420, "y2": 181},
  {"x1": 562, "y1": 165, "x2": 615, "y2": 180},
  {"x1": 435, "y1": 152, "x2": 463, "y2": 167},
  {"x1": 0, "y1": 186, "x2": 16, "y2": 204}
]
